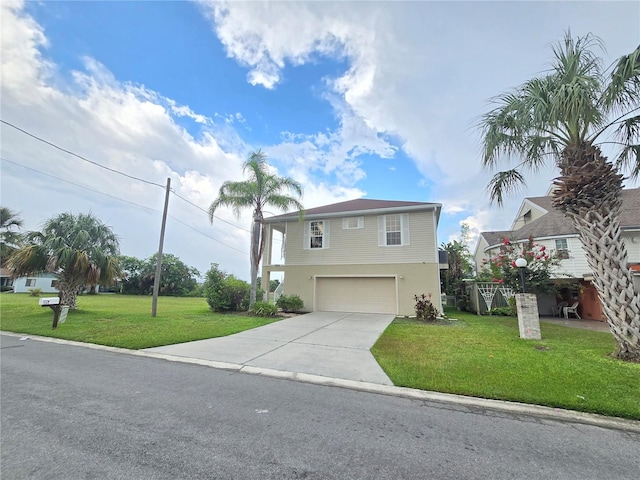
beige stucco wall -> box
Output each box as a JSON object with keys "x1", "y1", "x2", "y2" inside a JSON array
[
  {"x1": 276, "y1": 263, "x2": 441, "y2": 317},
  {"x1": 283, "y1": 210, "x2": 437, "y2": 266}
]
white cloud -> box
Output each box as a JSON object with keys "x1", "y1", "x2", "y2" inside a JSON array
[
  {"x1": 0, "y1": 1, "x2": 251, "y2": 277},
  {"x1": 3, "y1": 0, "x2": 638, "y2": 279},
  {"x1": 1, "y1": 0, "x2": 376, "y2": 279},
  {"x1": 200, "y1": 1, "x2": 368, "y2": 90},
  {"x1": 200, "y1": 0, "x2": 640, "y2": 243}
]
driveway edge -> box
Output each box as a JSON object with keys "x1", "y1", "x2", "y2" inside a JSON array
[{"x1": 3, "y1": 331, "x2": 639, "y2": 434}]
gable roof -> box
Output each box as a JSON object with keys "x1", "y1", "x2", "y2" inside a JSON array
[
  {"x1": 264, "y1": 198, "x2": 442, "y2": 223},
  {"x1": 510, "y1": 197, "x2": 549, "y2": 230},
  {"x1": 480, "y1": 188, "x2": 640, "y2": 249},
  {"x1": 479, "y1": 230, "x2": 513, "y2": 247}
]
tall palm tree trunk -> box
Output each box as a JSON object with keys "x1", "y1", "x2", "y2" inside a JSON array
[
  {"x1": 58, "y1": 279, "x2": 84, "y2": 309},
  {"x1": 249, "y1": 210, "x2": 262, "y2": 308},
  {"x1": 553, "y1": 145, "x2": 640, "y2": 360}
]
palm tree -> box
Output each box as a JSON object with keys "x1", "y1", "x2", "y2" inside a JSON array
[
  {"x1": 479, "y1": 32, "x2": 640, "y2": 360},
  {"x1": 7, "y1": 212, "x2": 121, "y2": 308},
  {"x1": 209, "y1": 150, "x2": 303, "y2": 308},
  {"x1": 0, "y1": 206, "x2": 24, "y2": 265}
]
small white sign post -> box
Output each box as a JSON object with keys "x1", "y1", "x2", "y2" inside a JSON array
[{"x1": 59, "y1": 306, "x2": 70, "y2": 324}]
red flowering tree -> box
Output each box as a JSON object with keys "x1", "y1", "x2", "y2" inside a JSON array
[{"x1": 477, "y1": 237, "x2": 561, "y2": 293}]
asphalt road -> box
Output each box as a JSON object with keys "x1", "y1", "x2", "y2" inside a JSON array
[{"x1": 1, "y1": 334, "x2": 638, "y2": 479}]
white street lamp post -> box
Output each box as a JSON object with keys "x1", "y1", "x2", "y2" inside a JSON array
[{"x1": 515, "y1": 257, "x2": 528, "y2": 293}]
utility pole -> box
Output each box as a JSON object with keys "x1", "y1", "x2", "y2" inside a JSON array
[{"x1": 151, "y1": 178, "x2": 171, "y2": 317}]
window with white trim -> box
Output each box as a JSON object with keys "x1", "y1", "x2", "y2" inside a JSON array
[
  {"x1": 555, "y1": 238, "x2": 569, "y2": 259},
  {"x1": 378, "y1": 214, "x2": 410, "y2": 246},
  {"x1": 303, "y1": 220, "x2": 330, "y2": 249},
  {"x1": 25, "y1": 278, "x2": 36, "y2": 287},
  {"x1": 342, "y1": 216, "x2": 364, "y2": 229}
]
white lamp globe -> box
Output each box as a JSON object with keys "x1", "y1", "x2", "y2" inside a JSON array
[{"x1": 515, "y1": 257, "x2": 528, "y2": 268}]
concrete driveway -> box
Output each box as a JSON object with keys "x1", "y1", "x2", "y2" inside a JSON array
[{"x1": 144, "y1": 311, "x2": 395, "y2": 385}]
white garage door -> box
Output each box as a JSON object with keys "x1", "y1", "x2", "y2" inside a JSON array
[{"x1": 316, "y1": 277, "x2": 397, "y2": 314}]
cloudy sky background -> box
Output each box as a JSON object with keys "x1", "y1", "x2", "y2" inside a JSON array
[{"x1": 1, "y1": 0, "x2": 638, "y2": 280}]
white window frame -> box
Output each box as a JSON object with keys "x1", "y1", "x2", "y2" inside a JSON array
[
  {"x1": 555, "y1": 238, "x2": 570, "y2": 259},
  {"x1": 378, "y1": 214, "x2": 410, "y2": 246},
  {"x1": 303, "y1": 220, "x2": 330, "y2": 250},
  {"x1": 25, "y1": 278, "x2": 37, "y2": 287},
  {"x1": 342, "y1": 216, "x2": 364, "y2": 230}
]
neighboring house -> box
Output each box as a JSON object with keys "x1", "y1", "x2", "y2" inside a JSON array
[
  {"x1": 475, "y1": 188, "x2": 640, "y2": 320},
  {"x1": 261, "y1": 199, "x2": 443, "y2": 316},
  {"x1": 12, "y1": 273, "x2": 59, "y2": 294},
  {"x1": 0, "y1": 268, "x2": 13, "y2": 289}
]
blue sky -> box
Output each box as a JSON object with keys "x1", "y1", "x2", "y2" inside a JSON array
[{"x1": 1, "y1": 0, "x2": 638, "y2": 280}]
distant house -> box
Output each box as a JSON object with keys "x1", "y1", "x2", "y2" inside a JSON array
[
  {"x1": 475, "y1": 188, "x2": 640, "y2": 320},
  {"x1": 12, "y1": 273, "x2": 59, "y2": 294},
  {"x1": 261, "y1": 199, "x2": 443, "y2": 316},
  {"x1": 1, "y1": 268, "x2": 13, "y2": 290}
]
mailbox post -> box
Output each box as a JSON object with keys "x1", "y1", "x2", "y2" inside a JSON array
[{"x1": 39, "y1": 297, "x2": 68, "y2": 329}]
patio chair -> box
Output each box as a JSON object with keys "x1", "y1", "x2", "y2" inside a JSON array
[
  {"x1": 552, "y1": 301, "x2": 568, "y2": 317},
  {"x1": 563, "y1": 302, "x2": 581, "y2": 319}
]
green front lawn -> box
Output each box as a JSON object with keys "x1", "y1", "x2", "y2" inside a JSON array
[
  {"x1": 372, "y1": 309, "x2": 640, "y2": 420},
  {"x1": 0, "y1": 293, "x2": 280, "y2": 349},
  {"x1": 2, "y1": 295, "x2": 638, "y2": 419}
]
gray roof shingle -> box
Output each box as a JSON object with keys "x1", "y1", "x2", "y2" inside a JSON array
[
  {"x1": 480, "y1": 231, "x2": 513, "y2": 246},
  {"x1": 264, "y1": 198, "x2": 441, "y2": 222},
  {"x1": 481, "y1": 188, "x2": 640, "y2": 248}
]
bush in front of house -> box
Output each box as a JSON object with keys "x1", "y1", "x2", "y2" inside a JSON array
[
  {"x1": 250, "y1": 301, "x2": 278, "y2": 317},
  {"x1": 489, "y1": 306, "x2": 514, "y2": 316},
  {"x1": 414, "y1": 293, "x2": 438, "y2": 321},
  {"x1": 204, "y1": 263, "x2": 264, "y2": 312},
  {"x1": 28, "y1": 288, "x2": 42, "y2": 297},
  {"x1": 276, "y1": 294, "x2": 304, "y2": 313}
]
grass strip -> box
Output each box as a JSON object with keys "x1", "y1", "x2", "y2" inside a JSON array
[
  {"x1": 0, "y1": 293, "x2": 279, "y2": 349},
  {"x1": 372, "y1": 309, "x2": 640, "y2": 420}
]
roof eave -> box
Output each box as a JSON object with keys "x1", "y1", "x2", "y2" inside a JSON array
[{"x1": 264, "y1": 203, "x2": 442, "y2": 224}]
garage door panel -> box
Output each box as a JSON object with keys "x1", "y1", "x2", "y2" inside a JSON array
[{"x1": 316, "y1": 277, "x2": 396, "y2": 314}]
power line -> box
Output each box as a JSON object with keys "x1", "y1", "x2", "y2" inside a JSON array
[
  {"x1": 1, "y1": 157, "x2": 160, "y2": 214},
  {"x1": 1, "y1": 119, "x2": 166, "y2": 188},
  {"x1": 170, "y1": 190, "x2": 250, "y2": 233},
  {"x1": 2, "y1": 119, "x2": 252, "y2": 234},
  {"x1": 1, "y1": 157, "x2": 250, "y2": 256},
  {"x1": 167, "y1": 215, "x2": 248, "y2": 256}
]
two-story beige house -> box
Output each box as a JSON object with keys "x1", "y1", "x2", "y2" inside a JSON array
[
  {"x1": 261, "y1": 199, "x2": 443, "y2": 316},
  {"x1": 475, "y1": 188, "x2": 640, "y2": 320}
]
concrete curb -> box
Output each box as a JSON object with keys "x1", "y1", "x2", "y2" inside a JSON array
[{"x1": 3, "y1": 331, "x2": 639, "y2": 434}]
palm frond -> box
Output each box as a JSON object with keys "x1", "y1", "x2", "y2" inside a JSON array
[
  {"x1": 480, "y1": 31, "x2": 640, "y2": 193},
  {"x1": 6, "y1": 244, "x2": 49, "y2": 277},
  {"x1": 486, "y1": 169, "x2": 527, "y2": 206},
  {"x1": 9, "y1": 212, "x2": 120, "y2": 288},
  {"x1": 616, "y1": 144, "x2": 640, "y2": 179},
  {"x1": 0, "y1": 207, "x2": 24, "y2": 230},
  {"x1": 603, "y1": 45, "x2": 640, "y2": 111},
  {"x1": 264, "y1": 194, "x2": 304, "y2": 214},
  {"x1": 210, "y1": 150, "x2": 303, "y2": 224},
  {"x1": 209, "y1": 181, "x2": 257, "y2": 221}
]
